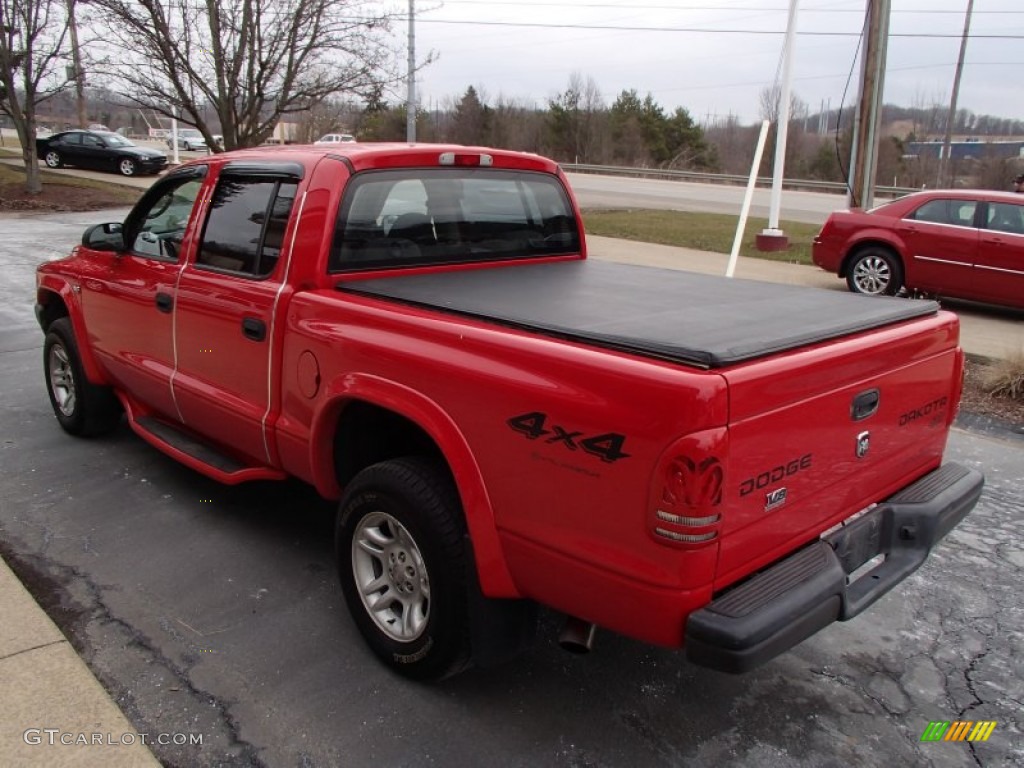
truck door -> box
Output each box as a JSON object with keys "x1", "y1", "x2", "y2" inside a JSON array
[
  {"x1": 81, "y1": 168, "x2": 206, "y2": 418},
  {"x1": 171, "y1": 164, "x2": 301, "y2": 464}
]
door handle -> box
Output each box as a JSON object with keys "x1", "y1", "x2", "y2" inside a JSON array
[
  {"x1": 155, "y1": 292, "x2": 173, "y2": 313},
  {"x1": 241, "y1": 317, "x2": 266, "y2": 342}
]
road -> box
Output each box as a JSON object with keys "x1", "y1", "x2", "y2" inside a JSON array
[
  {"x1": 3, "y1": 140, "x2": 850, "y2": 224},
  {"x1": 567, "y1": 172, "x2": 851, "y2": 225},
  {"x1": 1, "y1": 211, "x2": 1022, "y2": 767}
]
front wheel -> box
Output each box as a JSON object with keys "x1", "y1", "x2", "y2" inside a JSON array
[
  {"x1": 118, "y1": 158, "x2": 137, "y2": 176},
  {"x1": 846, "y1": 247, "x2": 903, "y2": 296},
  {"x1": 336, "y1": 458, "x2": 471, "y2": 681},
  {"x1": 43, "y1": 318, "x2": 121, "y2": 436},
  {"x1": 44, "y1": 150, "x2": 63, "y2": 168}
]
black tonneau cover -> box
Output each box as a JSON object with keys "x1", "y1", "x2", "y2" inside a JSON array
[{"x1": 339, "y1": 260, "x2": 939, "y2": 369}]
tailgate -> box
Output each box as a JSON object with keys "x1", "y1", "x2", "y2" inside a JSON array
[{"x1": 714, "y1": 310, "x2": 962, "y2": 590}]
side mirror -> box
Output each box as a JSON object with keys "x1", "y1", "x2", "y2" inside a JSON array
[{"x1": 82, "y1": 222, "x2": 124, "y2": 252}]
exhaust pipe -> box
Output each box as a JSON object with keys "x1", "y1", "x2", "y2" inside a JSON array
[{"x1": 558, "y1": 616, "x2": 597, "y2": 654}]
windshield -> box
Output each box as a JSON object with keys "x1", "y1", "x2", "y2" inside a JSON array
[{"x1": 330, "y1": 168, "x2": 580, "y2": 272}]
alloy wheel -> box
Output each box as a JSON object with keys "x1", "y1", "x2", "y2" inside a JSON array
[
  {"x1": 351, "y1": 511, "x2": 430, "y2": 642},
  {"x1": 48, "y1": 344, "x2": 76, "y2": 417}
]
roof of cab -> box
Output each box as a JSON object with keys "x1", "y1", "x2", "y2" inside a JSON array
[{"x1": 184, "y1": 143, "x2": 561, "y2": 175}]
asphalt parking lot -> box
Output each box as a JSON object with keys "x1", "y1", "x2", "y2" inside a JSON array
[{"x1": 1, "y1": 211, "x2": 1022, "y2": 767}]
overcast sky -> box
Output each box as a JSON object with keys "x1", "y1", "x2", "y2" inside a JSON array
[{"x1": 407, "y1": 0, "x2": 1024, "y2": 125}]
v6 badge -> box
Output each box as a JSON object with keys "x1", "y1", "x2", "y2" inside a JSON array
[
  {"x1": 765, "y1": 487, "x2": 788, "y2": 512},
  {"x1": 856, "y1": 431, "x2": 870, "y2": 459}
]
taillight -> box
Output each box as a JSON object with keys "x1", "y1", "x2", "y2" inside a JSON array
[
  {"x1": 949, "y1": 348, "x2": 966, "y2": 426},
  {"x1": 649, "y1": 428, "x2": 728, "y2": 548}
]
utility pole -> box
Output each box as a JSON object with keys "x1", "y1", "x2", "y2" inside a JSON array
[
  {"x1": 67, "y1": 0, "x2": 87, "y2": 128},
  {"x1": 847, "y1": 0, "x2": 891, "y2": 210},
  {"x1": 406, "y1": 0, "x2": 416, "y2": 143},
  {"x1": 937, "y1": 0, "x2": 974, "y2": 189}
]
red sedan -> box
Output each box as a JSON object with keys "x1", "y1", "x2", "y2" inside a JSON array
[{"x1": 812, "y1": 189, "x2": 1024, "y2": 309}]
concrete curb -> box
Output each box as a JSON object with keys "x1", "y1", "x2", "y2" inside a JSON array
[{"x1": 0, "y1": 556, "x2": 161, "y2": 767}]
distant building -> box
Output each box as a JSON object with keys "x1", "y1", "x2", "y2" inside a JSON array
[{"x1": 906, "y1": 140, "x2": 1024, "y2": 161}]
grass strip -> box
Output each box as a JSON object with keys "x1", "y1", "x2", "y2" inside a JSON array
[
  {"x1": 0, "y1": 162, "x2": 142, "y2": 208},
  {"x1": 582, "y1": 208, "x2": 821, "y2": 265}
]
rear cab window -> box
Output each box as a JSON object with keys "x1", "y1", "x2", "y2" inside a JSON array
[{"x1": 329, "y1": 169, "x2": 580, "y2": 272}]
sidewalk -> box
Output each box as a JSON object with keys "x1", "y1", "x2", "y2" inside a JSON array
[{"x1": 0, "y1": 557, "x2": 160, "y2": 767}]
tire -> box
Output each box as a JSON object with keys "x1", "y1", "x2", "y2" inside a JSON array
[
  {"x1": 336, "y1": 457, "x2": 471, "y2": 681},
  {"x1": 43, "y1": 318, "x2": 121, "y2": 436},
  {"x1": 846, "y1": 247, "x2": 903, "y2": 296},
  {"x1": 44, "y1": 150, "x2": 63, "y2": 168},
  {"x1": 119, "y1": 158, "x2": 137, "y2": 176}
]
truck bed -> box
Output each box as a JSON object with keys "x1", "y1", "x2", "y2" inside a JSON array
[{"x1": 340, "y1": 260, "x2": 938, "y2": 369}]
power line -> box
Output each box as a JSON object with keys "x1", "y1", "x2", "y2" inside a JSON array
[
  {"x1": 417, "y1": 18, "x2": 1024, "y2": 39},
  {"x1": 436, "y1": 0, "x2": 1024, "y2": 12}
]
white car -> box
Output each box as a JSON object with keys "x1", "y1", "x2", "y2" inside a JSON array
[
  {"x1": 314, "y1": 133, "x2": 356, "y2": 145},
  {"x1": 166, "y1": 129, "x2": 208, "y2": 152}
]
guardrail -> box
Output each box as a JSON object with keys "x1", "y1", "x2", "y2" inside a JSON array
[{"x1": 561, "y1": 163, "x2": 920, "y2": 198}]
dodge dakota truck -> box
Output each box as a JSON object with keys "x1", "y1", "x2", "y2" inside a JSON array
[{"x1": 35, "y1": 144, "x2": 984, "y2": 681}]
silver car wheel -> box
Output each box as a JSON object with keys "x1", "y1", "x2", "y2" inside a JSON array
[
  {"x1": 45, "y1": 151, "x2": 62, "y2": 168},
  {"x1": 352, "y1": 511, "x2": 430, "y2": 643},
  {"x1": 119, "y1": 158, "x2": 136, "y2": 176},
  {"x1": 48, "y1": 344, "x2": 76, "y2": 417},
  {"x1": 852, "y1": 254, "x2": 891, "y2": 295}
]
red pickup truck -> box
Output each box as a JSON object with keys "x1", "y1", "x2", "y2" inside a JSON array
[{"x1": 36, "y1": 144, "x2": 983, "y2": 681}]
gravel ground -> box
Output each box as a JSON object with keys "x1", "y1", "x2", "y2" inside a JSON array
[{"x1": 960, "y1": 358, "x2": 1024, "y2": 427}]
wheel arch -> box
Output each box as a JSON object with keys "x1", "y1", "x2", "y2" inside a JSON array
[
  {"x1": 839, "y1": 235, "x2": 905, "y2": 278},
  {"x1": 309, "y1": 373, "x2": 518, "y2": 597},
  {"x1": 36, "y1": 281, "x2": 110, "y2": 385}
]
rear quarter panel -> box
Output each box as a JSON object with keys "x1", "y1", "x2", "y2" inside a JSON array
[{"x1": 275, "y1": 289, "x2": 730, "y2": 637}]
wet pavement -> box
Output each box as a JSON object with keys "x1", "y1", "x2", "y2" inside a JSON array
[{"x1": 1, "y1": 210, "x2": 1022, "y2": 767}]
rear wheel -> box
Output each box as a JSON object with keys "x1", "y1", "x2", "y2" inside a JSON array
[
  {"x1": 336, "y1": 457, "x2": 471, "y2": 681},
  {"x1": 846, "y1": 247, "x2": 903, "y2": 296},
  {"x1": 43, "y1": 318, "x2": 121, "y2": 436},
  {"x1": 44, "y1": 150, "x2": 63, "y2": 168}
]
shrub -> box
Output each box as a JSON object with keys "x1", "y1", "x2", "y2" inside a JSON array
[{"x1": 982, "y1": 351, "x2": 1024, "y2": 401}]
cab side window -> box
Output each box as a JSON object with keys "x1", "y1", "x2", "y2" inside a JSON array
[
  {"x1": 985, "y1": 202, "x2": 1024, "y2": 235},
  {"x1": 907, "y1": 199, "x2": 977, "y2": 227},
  {"x1": 195, "y1": 177, "x2": 298, "y2": 278},
  {"x1": 130, "y1": 177, "x2": 204, "y2": 260}
]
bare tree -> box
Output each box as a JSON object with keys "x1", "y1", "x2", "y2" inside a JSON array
[
  {"x1": 294, "y1": 97, "x2": 361, "y2": 143},
  {"x1": 90, "y1": 0, "x2": 401, "y2": 150},
  {"x1": 0, "y1": 0, "x2": 69, "y2": 193}
]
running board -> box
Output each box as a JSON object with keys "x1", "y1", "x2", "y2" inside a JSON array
[{"x1": 131, "y1": 415, "x2": 286, "y2": 485}]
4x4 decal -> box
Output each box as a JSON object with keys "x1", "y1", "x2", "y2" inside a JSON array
[{"x1": 506, "y1": 411, "x2": 631, "y2": 464}]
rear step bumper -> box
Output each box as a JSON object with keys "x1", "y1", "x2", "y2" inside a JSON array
[{"x1": 685, "y1": 462, "x2": 984, "y2": 673}]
